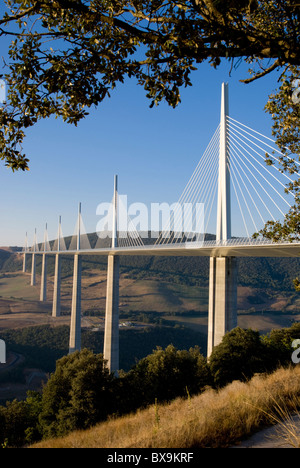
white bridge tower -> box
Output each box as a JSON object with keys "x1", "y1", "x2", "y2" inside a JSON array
[{"x1": 207, "y1": 83, "x2": 238, "y2": 356}]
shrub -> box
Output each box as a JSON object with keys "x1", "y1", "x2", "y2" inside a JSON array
[
  {"x1": 209, "y1": 327, "x2": 267, "y2": 387},
  {"x1": 0, "y1": 391, "x2": 42, "y2": 447},
  {"x1": 262, "y1": 322, "x2": 300, "y2": 370},
  {"x1": 39, "y1": 349, "x2": 115, "y2": 439},
  {"x1": 119, "y1": 345, "x2": 212, "y2": 411}
]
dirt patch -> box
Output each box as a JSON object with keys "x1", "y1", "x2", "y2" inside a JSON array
[{"x1": 232, "y1": 415, "x2": 300, "y2": 448}]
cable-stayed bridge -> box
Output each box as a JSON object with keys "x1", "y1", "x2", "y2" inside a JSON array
[{"x1": 21, "y1": 83, "x2": 300, "y2": 373}]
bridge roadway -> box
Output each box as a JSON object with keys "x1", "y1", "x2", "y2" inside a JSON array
[{"x1": 34, "y1": 239, "x2": 300, "y2": 258}]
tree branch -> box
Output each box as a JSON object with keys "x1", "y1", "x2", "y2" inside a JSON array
[
  {"x1": 0, "y1": 2, "x2": 41, "y2": 26},
  {"x1": 240, "y1": 59, "x2": 281, "y2": 83}
]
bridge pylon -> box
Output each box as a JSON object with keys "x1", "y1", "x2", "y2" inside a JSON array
[
  {"x1": 69, "y1": 204, "x2": 82, "y2": 353},
  {"x1": 52, "y1": 216, "x2": 62, "y2": 318},
  {"x1": 31, "y1": 228, "x2": 37, "y2": 286},
  {"x1": 103, "y1": 175, "x2": 120, "y2": 374},
  {"x1": 40, "y1": 224, "x2": 48, "y2": 302},
  {"x1": 23, "y1": 232, "x2": 28, "y2": 273},
  {"x1": 207, "y1": 83, "x2": 238, "y2": 357}
]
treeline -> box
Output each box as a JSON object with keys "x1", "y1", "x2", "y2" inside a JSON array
[{"x1": 1, "y1": 322, "x2": 300, "y2": 447}]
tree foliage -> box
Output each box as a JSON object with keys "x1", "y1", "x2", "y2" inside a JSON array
[
  {"x1": 0, "y1": 391, "x2": 42, "y2": 447},
  {"x1": 37, "y1": 345, "x2": 212, "y2": 439},
  {"x1": 209, "y1": 327, "x2": 267, "y2": 387},
  {"x1": 0, "y1": 0, "x2": 299, "y2": 172},
  {"x1": 259, "y1": 66, "x2": 300, "y2": 242},
  {"x1": 39, "y1": 349, "x2": 114, "y2": 438},
  {"x1": 119, "y1": 344, "x2": 212, "y2": 411},
  {"x1": 262, "y1": 322, "x2": 300, "y2": 367}
]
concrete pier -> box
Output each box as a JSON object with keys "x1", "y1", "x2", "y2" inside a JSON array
[
  {"x1": 23, "y1": 252, "x2": 28, "y2": 273},
  {"x1": 23, "y1": 233, "x2": 28, "y2": 273},
  {"x1": 31, "y1": 229, "x2": 37, "y2": 286},
  {"x1": 69, "y1": 254, "x2": 82, "y2": 354},
  {"x1": 207, "y1": 256, "x2": 237, "y2": 356},
  {"x1": 103, "y1": 175, "x2": 120, "y2": 374},
  {"x1": 69, "y1": 205, "x2": 82, "y2": 354},
  {"x1": 40, "y1": 253, "x2": 48, "y2": 301},
  {"x1": 52, "y1": 253, "x2": 61, "y2": 317},
  {"x1": 103, "y1": 254, "x2": 120, "y2": 373},
  {"x1": 31, "y1": 253, "x2": 36, "y2": 286}
]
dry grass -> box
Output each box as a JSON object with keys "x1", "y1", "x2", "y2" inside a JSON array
[
  {"x1": 31, "y1": 365, "x2": 300, "y2": 449},
  {"x1": 257, "y1": 394, "x2": 300, "y2": 448}
]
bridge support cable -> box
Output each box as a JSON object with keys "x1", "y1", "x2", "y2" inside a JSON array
[
  {"x1": 52, "y1": 215, "x2": 67, "y2": 252},
  {"x1": 229, "y1": 164, "x2": 251, "y2": 238},
  {"x1": 228, "y1": 142, "x2": 275, "y2": 223},
  {"x1": 183, "y1": 133, "x2": 220, "y2": 243},
  {"x1": 229, "y1": 153, "x2": 267, "y2": 234},
  {"x1": 68, "y1": 203, "x2": 91, "y2": 251},
  {"x1": 227, "y1": 116, "x2": 297, "y2": 238},
  {"x1": 116, "y1": 194, "x2": 145, "y2": 249},
  {"x1": 30, "y1": 228, "x2": 39, "y2": 254},
  {"x1": 95, "y1": 196, "x2": 114, "y2": 249},
  {"x1": 40, "y1": 223, "x2": 51, "y2": 254},
  {"x1": 155, "y1": 124, "x2": 220, "y2": 246},
  {"x1": 229, "y1": 117, "x2": 300, "y2": 171},
  {"x1": 229, "y1": 123, "x2": 295, "y2": 197},
  {"x1": 228, "y1": 137, "x2": 288, "y2": 227}
]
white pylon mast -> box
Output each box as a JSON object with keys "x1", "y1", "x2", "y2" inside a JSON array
[
  {"x1": 44, "y1": 223, "x2": 48, "y2": 252},
  {"x1": 216, "y1": 82, "x2": 231, "y2": 241},
  {"x1": 77, "y1": 203, "x2": 81, "y2": 251},
  {"x1": 24, "y1": 232, "x2": 28, "y2": 253},
  {"x1": 112, "y1": 175, "x2": 118, "y2": 249},
  {"x1": 58, "y1": 216, "x2": 61, "y2": 252},
  {"x1": 33, "y1": 228, "x2": 37, "y2": 253}
]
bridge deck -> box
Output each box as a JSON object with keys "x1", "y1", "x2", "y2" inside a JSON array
[{"x1": 26, "y1": 241, "x2": 300, "y2": 258}]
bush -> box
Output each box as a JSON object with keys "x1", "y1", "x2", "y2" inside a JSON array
[
  {"x1": 209, "y1": 327, "x2": 267, "y2": 387},
  {"x1": 262, "y1": 322, "x2": 300, "y2": 370},
  {"x1": 119, "y1": 345, "x2": 212, "y2": 411},
  {"x1": 0, "y1": 391, "x2": 42, "y2": 447},
  {"x1": 39, "y1": 349, "x2": 115, "y2": 439}
]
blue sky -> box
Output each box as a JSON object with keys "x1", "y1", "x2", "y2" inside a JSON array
[{"x1": 0, "y1": 38, "x2": 282, "y2": 246}]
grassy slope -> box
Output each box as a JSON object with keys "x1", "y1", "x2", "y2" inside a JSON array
[{"x1": 32, "y1": 365, "x2": 300, "y2": 449}]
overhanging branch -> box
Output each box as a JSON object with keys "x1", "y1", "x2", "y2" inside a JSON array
[{"x1": 241, "y1": 59, "x2": 281, "y2": 83}]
